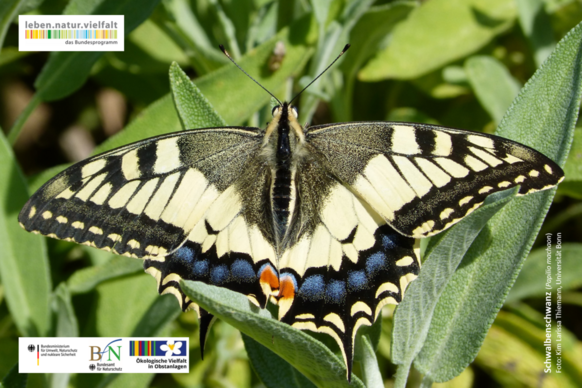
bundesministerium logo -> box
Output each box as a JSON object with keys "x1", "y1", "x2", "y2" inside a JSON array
[{"x1": 90, "y1": 339, "x2": 122, "y2": 361}]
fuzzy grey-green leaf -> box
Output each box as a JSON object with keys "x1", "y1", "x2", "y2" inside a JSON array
[
  {"x1": 391, "y1": 188, "x2": 517, "y2": 382},
  {"x1": 181, "y1": 280, "x2": 365, "y2": 388},
  {"x1": 413, "y1": 20, "x2": 582, "y2": 382},
  {"x1": 170, "y1": 62, "x2": 226, "y2": 129}
]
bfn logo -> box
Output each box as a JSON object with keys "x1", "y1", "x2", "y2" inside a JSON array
[{"x1": 89, "y1": 339, "x2": 122, "y2": 361}]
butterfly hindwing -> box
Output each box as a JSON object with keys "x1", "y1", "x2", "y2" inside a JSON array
[
  {"x1": 275, "y1": 152, "x2": 420, "y2": 374},
  {"x1": 307, "y1": 122, "x2": 564, "y2": 238}
]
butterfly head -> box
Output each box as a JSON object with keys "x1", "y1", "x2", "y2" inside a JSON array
[{"x1": 262, "y1": 102, "x2": 306, "y2": 167}]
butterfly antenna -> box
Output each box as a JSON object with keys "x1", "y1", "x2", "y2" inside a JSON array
[
  {"x1": 219, "y1": 45, "x2": 283, "y2": 106},
  {"x1": 289, "y1": 44, "x2": 350, "y2": 105}
]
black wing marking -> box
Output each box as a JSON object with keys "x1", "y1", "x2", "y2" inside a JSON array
[{"x1": 307, "y1": 122, "x2": 564, "y2": 238}]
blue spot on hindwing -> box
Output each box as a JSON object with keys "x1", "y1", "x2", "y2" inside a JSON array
[
  {"x1": 173, "y1": 246, "x2": 195, "y2": 263},
  {"x1": 192, "y1": 260, "x2": 209, "y2": 277},
  {"x1": 325, "y1": 279, "x2": 346, "y2": 304},
  {"x1": 210, "y1": 264, "x2": 229, "y2": 284},
  {"x1": 298, "y1": 274, "x2": 325, "y2": 301},
  {"x1": 348, "y1": 270, "x2": 367, "y2": 290},
  {"x1": 366, "y1": 251, "x2": 386, "y2": 277},
  {"x1": 231, "y1": 259, "x2": 256, "y2": 282}
]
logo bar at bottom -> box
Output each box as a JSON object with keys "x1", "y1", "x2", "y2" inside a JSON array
[{"x1": 19, "y1": 337, "x2": 189, "y2": 373}]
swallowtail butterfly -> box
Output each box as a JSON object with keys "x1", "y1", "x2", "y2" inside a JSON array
[{"x1": 19, "y1": 44, "x2": 563, "y2": 378}]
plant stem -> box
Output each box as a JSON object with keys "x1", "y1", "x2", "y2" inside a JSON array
[
  {"x1": 7, "y1": 93, "x2": 41, "y2": 145},
  {"x1": 394, "y1": 363, "x2": 411, "y2": 388}
]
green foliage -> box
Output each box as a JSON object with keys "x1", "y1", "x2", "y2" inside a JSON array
[
  {"x1": 0, "y1": 132, "x2": 51, "y2": 337},
  {"x1": 359, "y1": 0, "x2": 517, "y2": 81},
  {"x1": 1, "y1": 0, "x2": 582, "y2": 387}
]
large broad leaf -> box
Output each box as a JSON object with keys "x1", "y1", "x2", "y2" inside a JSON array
[
  {"x1": 0, "y1": 130, "x2": 51, "y2": 337},
  {"x1": 391, "y1": 188, "x2": 517, "y2": 385},
  {"x1": 359, "y1": 0, "x2": 516, "y2": 81},
  {"x1": 411, "y1": 20, "x2": 582, "y2": 384},
  {"x1": 181, "y1": 281, "x2": 365, "y2": 388}
]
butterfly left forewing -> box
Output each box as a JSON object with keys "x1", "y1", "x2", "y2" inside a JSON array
[
  {"x1": 307, "y1": 122, "x2": 564, "y2": 238},
  {"x1": 20, "y1": 128, "x2": 262, "y2": 256},
  {"x1": 19, "y1": 128, "x2": 283, "y2": 315}
]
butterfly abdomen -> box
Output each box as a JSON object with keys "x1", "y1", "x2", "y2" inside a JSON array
[{"x1": 270, "y1": 167, "x2": 297, "y2": 237}]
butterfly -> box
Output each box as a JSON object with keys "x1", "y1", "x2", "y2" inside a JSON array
[{"x1": 18, "y1": 44, "x2": 564, "y2": 379}]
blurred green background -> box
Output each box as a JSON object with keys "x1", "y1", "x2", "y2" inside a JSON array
[{"x1": 1, "y1": 0, "x2": 582, "y2": 387}]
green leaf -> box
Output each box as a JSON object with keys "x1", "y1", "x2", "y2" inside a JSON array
[
  {"x1": 465, "y1": 55, "x2": 521, "y2": 124},
  {"x1": 412, "y1": 20, "x2": 582, "y2": 383},
  {"x1": 243, "y1": 334, "x2": 317, "y2": 388},
  {"x1": 169, "y1": 62, "x2": 226, "y2": 129},
  {"x1": 94, "y1": 274, "x2": 160, "y2": 337},
  {"x1": 516, "y1": 0, "x2": 555, "y2": 67},
  {"x1": 85, "y1": 281, "x2": 177, "y2": 388},
  {"x1": 359, "y1": 0, "x2": 517, "y2": 81},
  {"x1": 475, "y1": 307, "x2": 582, "y2": 386},
  {"x1": 0, "y1": 131, "x2": 51, "y2": 337},
  {"x1": 391, "y1": 188, "x2": 517, "y2": 385},
  {"x1": 342, "y1": 2, "x2": 416, "y2": 79},
  {"x1": 0, "y1": 0, "x2": 42, "y2": 50},
  {"x1": 102, "y1": 374, "x2": 155, "y2": 388},
  {"x1": 0, "y1": 363, "x2": 26, "y2": 388},
  {"x1": 67, "y1": 256, "x2": 142, "y2": 294},
  {"x1": 558, "y1": 127, "x2": 582, "y2": 198},
  {"x1": 153, "y1": 0, "x2": 228, "y2": 75},
  {"x1": 311, "y1": 0, "x2": 334, "y2": 30},
  {"x1": 506, "y1": 243, "x2": 582, "y2": 303},
  {"x1": 131, "y1": 294, "x2": 180, "y2": 337},
  {"x1": 53, "y1": 283, "x2": 79, "y2": 337},
  {"x1": 129, "y1": 19, "x2": 188, "y2": 65},
  {"x1": 335, "y1": 2, "x2": 415, "y2": 121},
  {"x1": 298, "y1": 0, "x2": 374, "y2": 123},
  {"x1": 181, "y1": 280, "x2": 365, "y2": 388},
  {"x1": 94, "y1": 94, "x2": 182, "y2": 154},
  {"x1": 354, "y1": 335, "x2": 383, "y2": 388}
]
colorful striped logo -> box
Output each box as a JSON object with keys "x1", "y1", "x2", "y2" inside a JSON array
[
  {"x1": 25, "y1": 29, "x2": 118, "y2": 39},
  {"x1": 129, "y1": 341, "x2": 185, "y2": 356}
]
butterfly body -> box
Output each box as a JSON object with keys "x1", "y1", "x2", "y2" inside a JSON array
[{"x1": 19, "y1": 98, "x2": 564, "y2": 377}]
